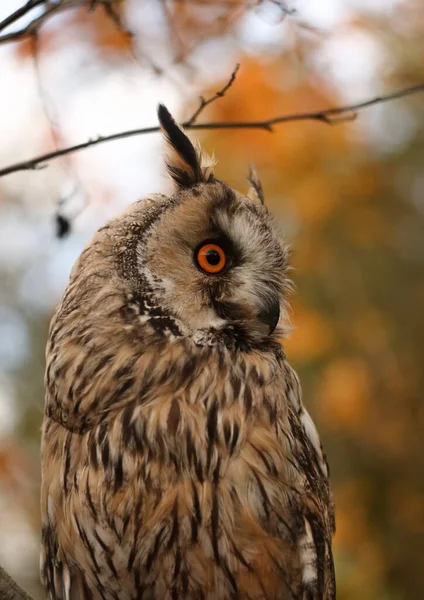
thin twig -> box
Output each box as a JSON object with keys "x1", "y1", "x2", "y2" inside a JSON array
[
  {"x1": 0, "y1": 0, "x2": 130, "y2": 45},
  {"x1": 185, "y1": 63, "x2": 240, "y2": 126},
  {"x1": 1, "y1": 81, "x2": 424, "y2": 178},
  {"x1": 270, "y1": 0, "x2": 296, "y2": 14},
  {"x1": 0, "y1": 0, "x2": 270, "y2": 44},
  {"x1": 31, "y1": 24, "x2": 86, "y2": 231},
  {"x1": 32, "y1": 32, "x2": 61, "y2": 146},
  {"x1": 0, "y1": 0, "x2": 83, "y2": 44},
  {"x1": 0, "y1": 0, "x2": 45, "y2": 33},
  {"x1": 160, "y1": 0, "x2": 187, "y2": 66}
]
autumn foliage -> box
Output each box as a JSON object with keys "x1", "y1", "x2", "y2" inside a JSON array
[
  {"x1": 200, "y1": 54, "x2": 424, "y2": 599},
  {"x1": 1, "y1": 1, "x2": 424, "y2": 599}
]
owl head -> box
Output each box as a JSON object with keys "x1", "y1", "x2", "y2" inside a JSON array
[{"x1": 67, "y1": 105, "x2": 290, "y2": 353}]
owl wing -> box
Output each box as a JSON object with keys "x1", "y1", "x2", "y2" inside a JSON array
[
  {"x1": 40, "y1": 526, "x2": 88, "y2": 600},
  {"x1": 40, "y1": 416, "x2": 92, "y2": 600},
  {"x1": 40, "y1": 412, "x2": 132, "y2": 600},
  {"x1": 285, "y1": 365, "x2": 336, "y2": 600}
]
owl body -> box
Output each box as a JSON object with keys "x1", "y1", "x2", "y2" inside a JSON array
[{"x1": 41, "y1": 107, "x2": 335, "y2": 600}]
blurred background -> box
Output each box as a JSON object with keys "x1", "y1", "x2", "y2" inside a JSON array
[{"x1": 0, "y1": 0, "x2": 423, "y2": 598}]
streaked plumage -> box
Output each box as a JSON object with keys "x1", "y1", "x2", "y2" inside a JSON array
[{"x1": 41, "y1": 105, "x2": 335, "y2": 600}]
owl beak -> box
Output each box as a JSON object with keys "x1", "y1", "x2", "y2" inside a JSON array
[{"x1": 258, "y1": 297, "x2": 280, "y2": 334}]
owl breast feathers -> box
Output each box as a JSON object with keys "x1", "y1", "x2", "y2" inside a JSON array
[{"x1": 41, "y1": 105, "x2": 335, "y2": 600}]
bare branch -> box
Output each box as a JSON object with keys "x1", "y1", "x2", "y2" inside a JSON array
[
  {"x1": 0, "y1": 565, "x2": 34, "y2": 600},
  {"x1": 185, "y1": 63, "x2": 240, "y2": 126},
  {"x1": 0, "y1": 0, "x2": 84, "y2": 45},
  {"x1": 0, "y1": 0, "x2": 45, "y2": 34},
  {"x1": 0, "y1": 0, "x2": 294, "y2": 45},
  {"x1": 0, "y1": 0, "x2": 132, "y2": 45},
  {"x1": 1, "y1": 81, "x2": 424, "y2": 179}
]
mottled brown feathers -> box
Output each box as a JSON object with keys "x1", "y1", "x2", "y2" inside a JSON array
[{"x1": 41, "y1": 107, "x2": 335, "y2": 600}]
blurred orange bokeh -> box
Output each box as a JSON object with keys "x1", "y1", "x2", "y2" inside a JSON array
[{"x1": 1, "y1": 1, "x2": 424, "y2": 599}]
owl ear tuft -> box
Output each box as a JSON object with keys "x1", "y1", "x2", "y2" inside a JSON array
[
  {"x1": 247, "y1": 164, "x2": 265, "y2": 205},
  {"x1": 157, "y1": 104, "x2": 215, "y2": 189}
]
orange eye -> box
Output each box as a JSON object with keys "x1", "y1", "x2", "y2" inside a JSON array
[{"x1": 196, "y1": 243, "x2": 226, "y2": 274}]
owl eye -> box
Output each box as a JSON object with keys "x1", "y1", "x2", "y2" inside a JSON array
[{"x1": 196, "y1": 242, "x2": 227, "y2": 274}]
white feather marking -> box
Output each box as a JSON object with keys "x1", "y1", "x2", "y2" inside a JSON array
[
  {"x1": 300, "y1": 408, "x2": 328, "y2": 477},
  {"x1": 299, "y1": 517, "x2": 317, "y2": 585},
  {"x1": 288, "y1": 387, "x2": 301, "y2": 412},
  {"x1": 137, "y1": 315, "x2": 150, "y2": 324},
  {"x1": 47, "y1": 494, "x2": 55, "y2": 524},
  {"x1": 195, "y1": 141, "x2": 216, "y2": 180},
  {"x1": 63, "y1": 565, "x2": 71, "y2": 600}
]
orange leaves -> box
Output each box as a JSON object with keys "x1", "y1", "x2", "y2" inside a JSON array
[
  {"x1": 335, "y1": 481, "x2": 372, "y2": 547},
  {"x1": 15, "y1": 1, "x2": 134, "y2": 62},
  {"x1": 317, "y1": 357, "x2": 372, "y2": 431},
  {"x1": 15, "y1": 29, "x2": 57, "y2": 59},
  {"x1": 343, "y1": 204, "x2": 388, "y2": 247},
  {"x1": 71, "y1": 3, "x2": 133, "y2": 55},
  {"x1": 15, "y1": 36, "x2": 36, "y2": 60},
  {"x1": 285, "y1": 306, "x2": 335, "y2": 361},
  {"x1": 0, "y1": 442, "x2": 37, "y2": 494},
  {"x1": 205, "y1": 59, "x2": 344, "y2": 166},
  {"x1": 287, "y1": 172, "x2": 340, "y2": 225},
  {"x1": 13, "y1": 0, "x2": 252, "y2": 67}
]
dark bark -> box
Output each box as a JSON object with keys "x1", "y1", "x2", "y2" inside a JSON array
[{"x1": 0, "y1": 566, "x2": 34, "y2": 600}]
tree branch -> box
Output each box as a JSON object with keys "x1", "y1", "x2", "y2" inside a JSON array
[
  {"x1": 1, "y1": 79, "x2": 423, "y2": 179},
  {"x1": 0, "y1": 565, "x2": 34, "y2": 600},
  {"x1": 0, "y1": 0, "x2": 45, "y2": 34},
  {"x1": 0, "y1": 0, "x2": 132, "y2": 45},
  {"x1": 185, "y1": 63, "x2": 240, "y2": 126},
  {"x1": 0, "y1": 0, "x2": 281, "y2": 44},
  {"x1": 0, "y1": 0, "x2": 79, "y2": 44}
]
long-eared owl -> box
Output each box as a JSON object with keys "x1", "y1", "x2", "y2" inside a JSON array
[{"x1": 41, "y1": 105, "x2": 335, "y2": 600}]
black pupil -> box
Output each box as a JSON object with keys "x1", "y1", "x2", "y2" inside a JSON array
[{"x1": 205, "y1": 249, "x2": 221, "y2": 266}]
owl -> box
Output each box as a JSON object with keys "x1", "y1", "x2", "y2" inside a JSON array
[{"x1": 41, "y1": 105, "x2": 335, "y2": 600}]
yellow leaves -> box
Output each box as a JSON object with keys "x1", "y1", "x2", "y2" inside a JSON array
[{"x1": 316, "y1": 357, "x2": 372, "y2": 431}]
